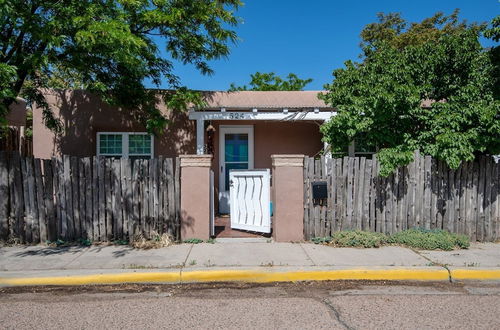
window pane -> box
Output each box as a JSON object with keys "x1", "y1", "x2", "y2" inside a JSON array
[
  {"x1": 99, "y1": 134, "x2": 122, "y2": 155},
  {"x1": 225, "y1": 134, "x2": 248, "y2": 162},
  {"x1": 225, "y1": 163, "x2": 248, "y2": 190},
  {"x1": 129, "y1": 134, "x2": 151, "y2": 155}
]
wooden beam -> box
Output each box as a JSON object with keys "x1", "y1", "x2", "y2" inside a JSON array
[{"x1": 189, "y1": 110, "x2": 335, "y2": 121}]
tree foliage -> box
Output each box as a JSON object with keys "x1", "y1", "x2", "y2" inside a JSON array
[
  {"x1": 359, "y1": 10, "x2": 479, "y2": 55},
  {"x1": 320, "y1": 12, "x2": 500, "y2": 176},
  {"x1": 0, "y1": 0, "x2": 241, "y2": 133},
  {"x1": 229, "y1": 72, "x2": 312, "y2": 91},
  {"x1": 484, "y1": 15, "x2": 500, "y2": 42}
]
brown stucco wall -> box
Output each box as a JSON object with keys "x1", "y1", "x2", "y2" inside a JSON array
[
  {"x1": 180, "y1": 155, "x2": 213, "y2": 240},
  {"x1": 271, "y1": 155, "x2": 305, "y2": 242},
  {"x1": 32, "y1": 90, "x2": 196, "y2": 159},
  {"x1": 6, "y1": 98, "x2": 27, "y2": 127}
]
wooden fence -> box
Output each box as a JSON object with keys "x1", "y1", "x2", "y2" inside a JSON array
[
  {"x1": 0, "y1": 127, "x2": 32, "y2": 156},
  {"x1": 304, "y1": 153, "x2": 500, "y2": 241},
  {"x1": 0, "y1": 153, "x2": 180, "y2": 244}
]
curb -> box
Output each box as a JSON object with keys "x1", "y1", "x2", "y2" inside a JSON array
[
  {"x1": 181, "y1": 269, "x2": 450, "y2": 283},
  {"x1": 0, "y1": 272, "x2": 181, "y2": 287},
  {"x1": 450, "y1": 269, "x2": 500, "y2": 281},
  {"x1": 0, "y1": 268, "x2": 452, "y2": 286}
]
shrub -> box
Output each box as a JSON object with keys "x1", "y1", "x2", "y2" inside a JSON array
[
  {"x1": 312, "y1": 228, "x2": 470, "y2": 250},
  {"x1": 328, "y1": 230, "x2": 388, "y2": 248},
  {"x1": 388, "y1": 228, "x2": 470, "y2": 251},
  {"x1": 183, "y1": 238, "x2": 204, "y2": 244},
  {"x1": 311, "y1": 237, "x2": 332, "y2": 244}
]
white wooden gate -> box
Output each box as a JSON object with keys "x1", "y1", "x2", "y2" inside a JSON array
[{"x1": 229, "y1": 169, "x2": 271, "y2": 233}]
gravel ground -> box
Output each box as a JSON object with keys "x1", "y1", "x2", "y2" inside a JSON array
[{"x1": 1, "y1": 281, "x2": 499, "y2": 329}]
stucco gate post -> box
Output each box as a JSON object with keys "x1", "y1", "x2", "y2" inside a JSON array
[
  {"x1": 179, "y1": 155, "x2": 213, "y2": 240},
  {"x1": 271, "y1": 154, "x2": 305, "y2": 242}
]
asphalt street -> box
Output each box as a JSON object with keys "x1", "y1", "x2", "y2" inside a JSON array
[{"x1": 1, "y1": 281, "x2": 499, "y2": 329}]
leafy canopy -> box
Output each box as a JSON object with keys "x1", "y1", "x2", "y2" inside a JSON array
[
  {"x1": 229, "y1": 72, "x2": 313, "y2": 91},
  {"x1": 0, "y1": 0, "x2": 241, "y2": 133},
  {"x1": 360, "y1": 10, "x2": 478, "y2": 55},
  {"x1": 320, "y1": 12, "x2": 500, "y2": 176}
]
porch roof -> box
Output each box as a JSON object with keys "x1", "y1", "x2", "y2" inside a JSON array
[{"x1": 198, "y1": 91, "x2": 333, "y2": 111}]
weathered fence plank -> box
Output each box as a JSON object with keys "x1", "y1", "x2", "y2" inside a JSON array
[
  {"x1": 78, "y1": 158, "x2": 86, "y2": 239},
  {"x1": 83, "y1": 157, "x2": 92, "y2": 240},
  {"x1": 112, "y1": 159, "x2": 122, "y2": 240},
  {"x1": 52, "y1": 158, "x2": 61, "y2": 240},
  {"x1": 13, "y1": 154, "x2": 25, "y2": 242},
  {"x1": 43, "y1": 159, "x2": 56, "y2": 241},
  {"x1": 33, "y1": 158, "x2": 45, "y2": 242},
  {"x1": 105, "y1": 158, "x2": 113, "y2": 240},
  {"x1": 484, "y1": 159, "x2": 493, "y2": 241},
  {"x1": 21, "y1": 157, "x2": 32, "y2": 242},
  {"x1": 7, "y1": 153, "x2": 16, "y2": 238},
  {"x1": 0, "y1": 153, "x2": 8, "y2": 240},
  {"x1": 423, "y1": 156, "x2": 432, "y2": 230},
  {"x1": 132, "y1": 158, "x2": 140, "y2": 238},
  {"x1": 64, "y1": 156, "x2": 75, "y2": 240}
]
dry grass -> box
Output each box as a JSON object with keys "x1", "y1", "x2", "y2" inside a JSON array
[
  {"x1": 0, "y1": 236, "x2": 22, "y2": 247},
  {"x1": 131, "y1": 232, "x2": 174, "y2": 249}
]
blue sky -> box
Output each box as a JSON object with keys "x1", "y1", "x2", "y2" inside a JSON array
[{"x1": 154, "y1": 0, "x2": 499, "y2": 91}]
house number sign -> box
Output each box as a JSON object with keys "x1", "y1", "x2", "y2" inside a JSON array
[{"x1": 228, "y1": 112, "x2": 245, "y2": 119}]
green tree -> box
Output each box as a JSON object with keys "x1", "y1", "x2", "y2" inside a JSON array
[
  {"x1": 320, "y1": 13, "x2": 500, "y2": 176},
  {"x1": 0, "y1": 0, "x2": 241, "y2": 132},
  {"x1": 229, "y1": 72, "x2": 312, "y2": 91},
  {"x1": 360, "y1": 10, "x2": 478, "y2": 55},
  {"x1": 485, "y1": 15, "x2": 500, "y2": 99},
  {"x1": 484, "y1": 15, "x2": 500, "y2": 42}
]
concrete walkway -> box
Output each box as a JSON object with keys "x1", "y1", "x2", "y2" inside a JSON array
[{"x1": 1, "y1": 241, "x2": 499, "y2": 284}]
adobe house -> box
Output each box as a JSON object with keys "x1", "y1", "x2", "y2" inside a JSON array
[{"x1": 32, "y1": 89, "x2": 336, "y2": 239}]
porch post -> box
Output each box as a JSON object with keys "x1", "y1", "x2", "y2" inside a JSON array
[
  {"x1": 180, "y1": 154, "x2": 212, "y2": 240},
  {"x1": 196, "y1": 119, "x2": 204, "y2": 155},
  {"x1": 271, "y1": 154, "x2": 305, "y2": 242}
]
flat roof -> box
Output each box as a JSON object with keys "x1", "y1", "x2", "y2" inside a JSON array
[{"x1": 199, "y1": 91, "x2": 333, "y2": 110}]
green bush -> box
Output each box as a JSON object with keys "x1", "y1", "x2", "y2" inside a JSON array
[
  {"x1": 388, "y1": 228, "x2": 470, "y2": 251},
  {"x1": 311, "y1": 237, "x2": 333, "y2": 244},
  {"x1": 183, "y1": 238, "x2": 204, "y2": 244},
  {"x1": 328, "y1": 230, "x2": 388, "y2": 248},
  {"x1": 312, "y1": 228, "x2": 470, "y2": 250}
]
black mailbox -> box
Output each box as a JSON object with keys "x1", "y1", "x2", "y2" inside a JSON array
[{"x1": 311, "y1": 181, "x2": 328, "y2": 199}]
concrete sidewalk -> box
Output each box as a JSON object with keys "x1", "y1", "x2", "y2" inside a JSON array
[{"x1": 1, "y1": 241, "x2": 499, "y2": 285}]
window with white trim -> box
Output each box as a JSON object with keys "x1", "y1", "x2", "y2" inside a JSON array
[{"x1": 97, "y1": 132, "x2": 153, "y2": 159}]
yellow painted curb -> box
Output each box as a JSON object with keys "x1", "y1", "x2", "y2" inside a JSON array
[
  {"x1": 450, "y1": 269, "x2": 500, "y2": 281},
  {"x1": 181, "y1": 269, "x2": 450, "y2": 283},
  {"x1": 0, "y1": 272, "x2": 181, "y2": 286},
  {"x1": 0, "y1": 268, "x2": 450, "y2": 287}
]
